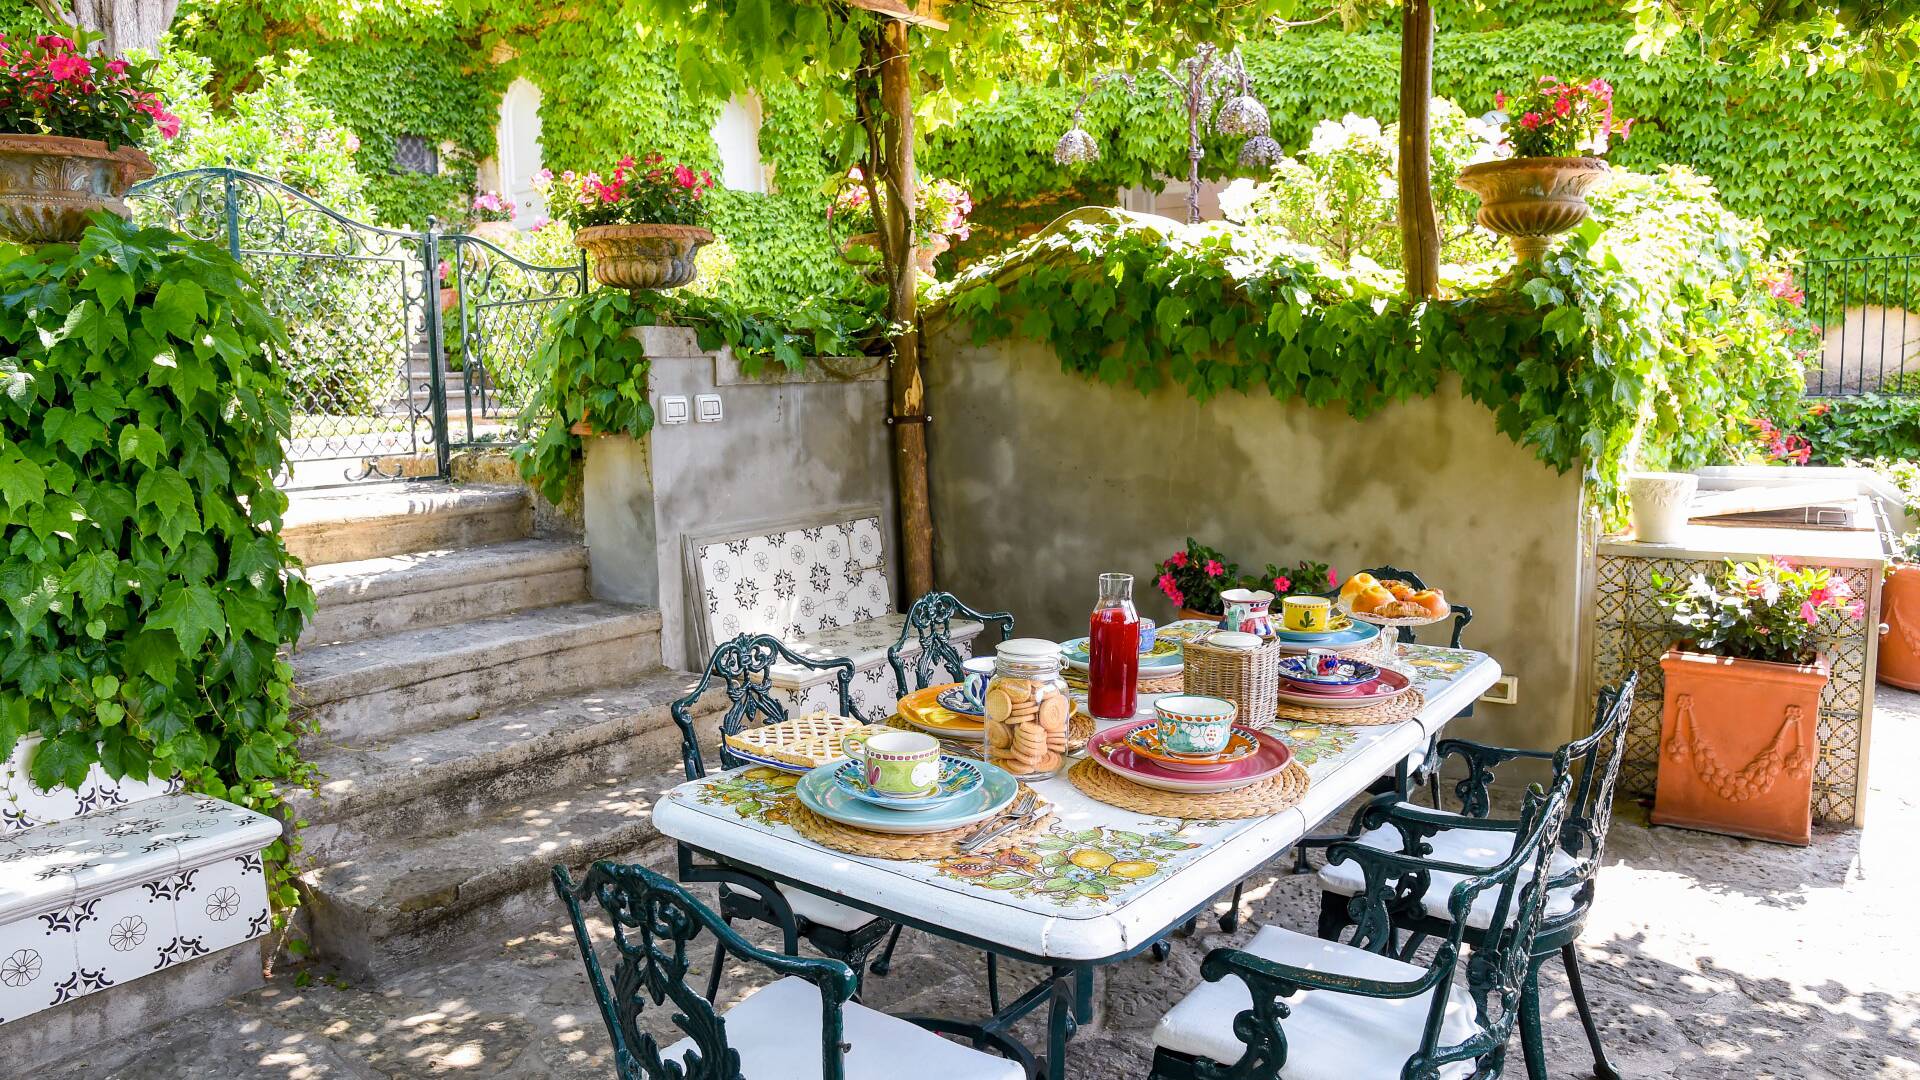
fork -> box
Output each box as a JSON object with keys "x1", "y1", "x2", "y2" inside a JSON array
[{"x1": 956, "y1": 790, "x2": 1039, "y2": 852}]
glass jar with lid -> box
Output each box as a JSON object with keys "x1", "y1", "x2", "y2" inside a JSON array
[{"x1": 982, "y1": 637, "x2": 1072, "y2": 780}]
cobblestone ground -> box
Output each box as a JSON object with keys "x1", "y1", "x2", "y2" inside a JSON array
[{"x1": 51, "y1": 692, "x2": 1920, "y2": 1079}]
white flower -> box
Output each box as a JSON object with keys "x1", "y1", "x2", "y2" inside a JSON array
[
  {"x1": 0, "y1": 948, "x2": 40, "y2": 987},
  {"x1": 109, "y1": 915, "x2": 147, "y2": 952}
]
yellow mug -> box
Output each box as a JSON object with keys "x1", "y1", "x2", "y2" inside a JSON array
[{"x1": 1282, "y1": 595, "x2": 1332, "y2": 633}]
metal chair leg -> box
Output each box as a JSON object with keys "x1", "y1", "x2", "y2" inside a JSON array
[
  {"x1": 1518, "y1": 952, "x2": 1549, "y2": 1080},
  {"x1": 1316, "y1": 889, "x2": 1350, "y2": 941},
  {"x1": 704, "y1": 934, "x2": 727, "y2": 1002},
  {"x1": 987, "y1": 951, "x2": 1002, "y2": 1014},
  {"x1": 1291, "y1": 842, "x2": 1313, "y2": 874},
  {"x1": 1150, "y1": 939, "x2": 1171, "y2": 961},
  {"x1": 869, "y1": 922, "x2": 906, "y2": 976},
  {"x1": 1428, "y1": 770, "x2": 1442, "y2": 809},
  {"x1": 1219, "y1": 881, "x2": 1244, "y2": 933},
  {"x1": 1563, "y1": 942, "x2": 1622, "y2": 1080}
]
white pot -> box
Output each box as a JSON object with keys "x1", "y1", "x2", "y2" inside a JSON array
[{"x1": 1627, "y1": 471, "x2": 1698, "y2": 543}]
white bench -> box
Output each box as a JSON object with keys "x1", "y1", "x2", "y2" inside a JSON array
[
  {"x1": 686, "y1": 509, "x2": 984, "y2": 718},
  {"x1": 0, "y1": 736, "x2": 281, "y2": 1026}
]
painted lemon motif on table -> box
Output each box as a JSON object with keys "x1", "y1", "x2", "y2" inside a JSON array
[
  {"x1": 1108, "y1": 860, "x2": 1159, "y2": 879},
  {"x1": 1068, "y1": 849, "x2": 1117, "y2": 870},
  {"x1": 744, "y1": 766, "x2": 786, "y2": 781}
]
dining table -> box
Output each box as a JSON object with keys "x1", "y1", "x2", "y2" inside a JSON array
[{"x1": 650, "y1": 640, "x2": 1502, "y2": 1078}]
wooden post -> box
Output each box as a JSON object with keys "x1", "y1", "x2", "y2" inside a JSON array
[
  {"x1": 1398, "y1": 0, "x2": 1440, "y2": 299},
  {"x1": 879, "y1": 19, "x2": 935, "y2": 601}
]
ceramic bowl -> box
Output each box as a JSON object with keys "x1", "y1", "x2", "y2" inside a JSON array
[{"x1": 1152, "y1": 695, "x2": 1237, "y2": 756}]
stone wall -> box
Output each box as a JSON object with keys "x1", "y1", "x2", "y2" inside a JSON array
[{"x1": 922, "y1": 318, "x2": 1592, "y2": 751}]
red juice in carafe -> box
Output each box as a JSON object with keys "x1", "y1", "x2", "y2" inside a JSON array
[{"x1": 1087, "y1": 573, "x2": 1140, "y2": 719}]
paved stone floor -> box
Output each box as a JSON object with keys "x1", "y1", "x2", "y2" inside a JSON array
[{"x1": 49, "y1": 692, "x2": 1920, "y2": 1079}]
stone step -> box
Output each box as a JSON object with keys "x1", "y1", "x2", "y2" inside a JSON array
[
  {"x1": 289, "y1": 668, "x2": 713, "y2": 867},
  {"x1": 300, "y1": 538, "x2": 591, "y2": 649},
  {"x1": 299, "y1": 757, "x2": 689, "y2": 980},
  {"x1": 293, "y1": 601, "x2": 662, "y2": 743},
  {"x1": 283, "y1": 482, "x2": 531, "y2": 565}
]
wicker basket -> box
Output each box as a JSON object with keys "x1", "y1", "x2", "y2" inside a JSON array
[{"x1": 1182, "y1": 630, "x2": 1282, "y2": 729}]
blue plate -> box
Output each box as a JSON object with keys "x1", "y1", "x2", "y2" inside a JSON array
[
  {"x1": 1278, "y1": 655, "x2": 1381, "y2": 687},
  {"x1": 936, "y1": 686, "x2": 985, "y2": 717},
  {"x1": 725, "y1": 744, "x2": 814, "y2": 774},
  {"x1": 831, "y1": 756, "x2": 983, "y2": 812},
  {"x1": 1274, "y1": 621, "x2": 1381, "y2": 650},
  {"x1": 1059, "y1": 635, "x2": 1185, "y2": 673},
  {"x1": 798, "y1": 759, "x2": 1017, "y2": 835}
]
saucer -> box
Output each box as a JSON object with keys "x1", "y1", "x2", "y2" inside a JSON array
[
  {"x1": 1274, "y1": 668, "x2": 1412, "y2": 709},
  {"x1": 798, "y1": 760, "x2": 1016, "y2": 834},
  {"x1": 830, "y1": 755, "x2": 983, "y2": 812},
  {"x1": 1278, "y1": 656, "x2": 1380, "y2": 688},
  {"x1": 936, "y1": 686, "x2": 985, "y2": 717},
  {"x1": 1123, "y1": 724, "x2": 1260, "y2": 773},
  {"x1": 1088, "y1": 726, "x2": 1293, "y2": 794}
]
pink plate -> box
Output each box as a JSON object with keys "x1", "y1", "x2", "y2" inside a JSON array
[
  {"x1": 1275, "y1": 667, "x2": 1411, "y2": 710},
  {"x1": 1088, "y1": 723, "x2": 1293, "y2": 794}
]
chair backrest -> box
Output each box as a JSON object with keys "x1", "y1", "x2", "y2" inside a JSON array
[
  {"x1": 885, "y1": 591, "x2": 1015, "y2": 697},
  {"x1": 670, "y1": 633, "x2": 864, "y2": 781},
  {"x1": 1559, "y1": 671, "x2": 1638, "y2": 899},
  {"x1": 553, "y1": 861, "x2": 858, "y2": 1080},
  {"x1": 1338, "y1": 565, "x2": 1475, "y2": 648}
]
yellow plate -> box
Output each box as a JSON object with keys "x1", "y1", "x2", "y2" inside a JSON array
[{"x1": 895, "y1": 682, "x2": 985, "y2": 735}]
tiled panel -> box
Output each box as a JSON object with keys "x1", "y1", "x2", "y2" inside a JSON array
[
  {"x1": 694, "y1": 516, "x2": 892, "y2": 646},
  {"x1": 173, "y1": 853, "x2": 271, "y2": 955},
  {"x1": 0, "y1": 909, "x2": 78, "y2": 1024}
]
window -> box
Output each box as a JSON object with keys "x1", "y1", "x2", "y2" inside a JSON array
[
  {"x1": 710, "y1": 93, "x2": 767, "y2": 193},
  {"x1": 394, "y1": 135, "x2": 439, "y2": 176},
  {"x1": 494, "y1": 79, "x2": 545, "y2": 226}
]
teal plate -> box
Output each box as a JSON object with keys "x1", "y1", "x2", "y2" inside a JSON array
[
  {"x1": 798, "y1": 759, "x2": 1017, "y2": 835},
  {"x1": 1274, "y1": 621, "x2": 1382, "y2": 649},
  {"x1": 831, "y1": 756, "x2": 983, "y2": 812},
  {"x1": 1059, "y1": 635, "x2": 1185, "y2": 674}
]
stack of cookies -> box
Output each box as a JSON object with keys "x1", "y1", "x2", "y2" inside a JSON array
[{"x1": 984, "y1": 676, "x2": 1071, "y2": 777}]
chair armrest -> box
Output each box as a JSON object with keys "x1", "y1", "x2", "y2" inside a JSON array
[
  {"x1": 1202, "y1": 943, "x2": 1437, "y2": 1002},
  {"x1": 1433, "y1": 737, "x2": 1556, "y2": 818},
  {"x1": 1363, "y1": 800, "x2": 1524, "y2": 836}
]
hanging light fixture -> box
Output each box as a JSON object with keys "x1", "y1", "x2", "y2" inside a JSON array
[
  {"x1": 1237, "y1": 134, "x2": 1282, "y2": 170},
  {"x1": 1054, "y1": 115, "x2": 1100, "y2": 165},
  {"x1": 1214, "y1": 63, "x2": 1271, "y2": 138}
]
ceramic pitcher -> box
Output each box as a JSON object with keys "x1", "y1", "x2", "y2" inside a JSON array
[{"x1": 1218, "y1": 588, "x2": 1275, "y2": 637}]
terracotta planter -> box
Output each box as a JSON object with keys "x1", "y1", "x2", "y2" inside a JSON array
[
  {"x1": 1878, "y1": 564, "x2": 1920, "y2": 690},
  {"x1": 0, "y1": 134, "x2": 155, "y2": 244},
  {"x1": 1455, "y1": 156, "x2": 1609, "y2": 262},
  {"x1": 575, "y1": 223, "x2": 712, "y2": 291},
  {"x1": 438, "y1": 286, "x2": 458, "y2": 313},
  {"x1": 1653, "y1": 647, "x2": 1827, "y2": 845}
]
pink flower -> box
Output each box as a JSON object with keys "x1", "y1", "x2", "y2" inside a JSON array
[
  {"x1": 46, "y1": 53, "x2": 89, "y2": 81},
  {"x1": 1799, "y1": 599, "x2": 1819, "y2": 626},
  {"x1": 105, "y1": 58, "x2": 127, "y2": 75},
  {"x1": 1204, "y1": 560, "x2": 1224, "y2": 578},
  {"x1": 1272, "y1": 576, "x2": 1291, "y2": 593},
  {"x1": 1519, "y1": 112, "x2": 1543, "y2": 131},
  {"x1": 1767, "y1": 274, "x2": 1806, "y2": 306},
  {"x1": 1327, "y1": 568, "x2": 1339, "y2": 587},
  {"x1": 1169, "y1": 588, "x2": 1184, "y2": 608},
  {"x1": 157, "y1": 113, "x2": 180, "y2": 139},
  {"x1": 1168, "y1": 551, "x2": 1189, "y2": 569},
  {"x1": 1847, "y1": 599, "x2": 1866, "y2": 621},
  {"x1": 34, "y1": 34, "x2": 76, "y2": 51},
  {"x1": 344, "y1": 131, "x2": 361, "y2": 153},
  {"x1": 1495, "y1": 90, "x2": 1506, "y2": 109},
  {"x1": 1157, "y1": 573, "x2": 1178, "y2": 598},
  {"x1": 1553, "y1": 93, "x2": 1573, "y2": 118},
  {"x1": 673, "y1": 163, "x2": 697, "y2": 189}
]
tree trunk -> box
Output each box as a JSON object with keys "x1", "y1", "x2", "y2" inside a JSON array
[
  {"x1": 33, "y1": 0, "x2": 178, "y2": 55},
  {"x1": 879, "y1": 19, "x2": 935, "y2": 602},
  {"x1": 1398, "y1": 0, "x2": 1439, "y2": 299}
]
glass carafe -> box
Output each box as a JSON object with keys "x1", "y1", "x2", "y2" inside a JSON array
[{"x1": 1087, "y1": 572, "x2": 1141, "y2": 720}]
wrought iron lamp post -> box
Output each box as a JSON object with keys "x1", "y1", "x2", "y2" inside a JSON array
[{"x1": 1053, "y1": 44, "x2": 1278, "y2": 224}]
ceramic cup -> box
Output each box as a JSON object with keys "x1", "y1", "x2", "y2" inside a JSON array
[
  {"x1": 960, "y1": 656, "x2": 997, "y2": 710},
  {"x1": 1152, "y1": 695, "x2": 1237, "y2": 756},
  {"x1": 1307, "y1": 648, "x2": 1342, "y2": 677},
  {"x1": 1219, "y1": 589, "x2": 1276, "y2": 636},
  {"x1": 1137, "y1": 617, "x2": 1159, "y2": 654},
  {"x1": 840, "y1": 729, "x2": 941, "y2": 798},
  {"x1": 1282, "y1": 595, "x2": 1332, "y2": 633}
]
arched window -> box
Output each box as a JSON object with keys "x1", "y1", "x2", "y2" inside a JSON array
[
  {"x1": 710, "y1": 93, "x2": 767, "y2": 194},
  {"x1": 495, "y1": 78, "x2": 546, "y2": 227}
]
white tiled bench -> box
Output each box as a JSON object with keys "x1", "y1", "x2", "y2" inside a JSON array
[
  {"x1": 0, "y1": 736, "x2": 281, "y2": 1026},
  {"x1": 687, "y1": 509, "x2": 984, "y2": 718}
]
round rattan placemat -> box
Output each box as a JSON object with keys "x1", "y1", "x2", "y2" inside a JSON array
[
  {"x1": 788, "y1": 784, "x2": 1056, "y2": 860},
  {"x1": 1066, "y1": 757, "x2": 1309, "y2": 820},
  {"x1": 1274, "y1": 687, "x2": 1425, "y2": 727}
]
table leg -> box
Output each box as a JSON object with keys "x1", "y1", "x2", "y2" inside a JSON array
[
  {"x1": 1073, "y1": 965, "x2": 1094, "y2": 1024},
  {"x1": 1046, "y1": 966, "x2": 1076, "y2": 1080}
]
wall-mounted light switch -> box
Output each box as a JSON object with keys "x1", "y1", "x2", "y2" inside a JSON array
[
  {"x1": 695, "y1": 394, "x2": 723, "y2": 423},
  {"x1": 1479, "y1": 675, "x2": 1519, "y2": 706},
  {"x1": 659, "y1": 395, "x2": 690, "y2": 424}
]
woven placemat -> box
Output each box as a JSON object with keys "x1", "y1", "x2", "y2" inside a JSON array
[
  {"x1": 1066, "y1": 757, "x2": 1310, "y2": 820},
  {"x1": 788, "y1": 785, "x2": 1056, "y2": 860},
  {"x1": 1274, "y1": 687, "x2": 1425, "y2": 727}
]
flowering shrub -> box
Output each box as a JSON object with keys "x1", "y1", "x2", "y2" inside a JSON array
[
  {"x1": 533, "y1": 153, "x2": 714, "y2": 231},
  {"x1": 1745, "y1": 414, "x2": 1813, "y2": 465},
  {"x1": 831, "y1": 168, "x2": 973, "y2": 248},
  {"x1": 1490, "y1": 76, "x2": 1630, "y2": 159},
  {"x1": 1153, "y1": 539, "x2": 1237, "y2": 615},
  {"x1": 1655, "y1": 559, "x2": 1863, "y2": 665},
  {"x1": 0, "y1": 26, "x2": 178, "y2": 146},
  {"x1": 1241, "y1": 561, "x2": 1337, "y2": 597},
  {"x1": 471, "y1": 190, "x2": 514, "y2": 224}
]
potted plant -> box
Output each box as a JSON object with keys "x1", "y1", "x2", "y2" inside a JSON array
[
  {"x1": 535, "y1": 154, "x2": 714, "y2": 291},
  {"x1": 831, "y1": 167, "x2": 972, "y2": 279},
  {"x1": 1455, "y1": 76, "x2": 1630, "y2": 262},
  {"x1": 0, "y1": 26, "x2": 174, "y2": 244},
  {"x1": 1652, "y1": 558, "x2": 1865, "y2": 844},
  {"x1": 469, "y1": 189, "x2": 516, "y2": 243},
  {"x1": 1154, "y1": 539, "x2": 1238, "y2": 621},
  {"x1": 1880, "y1": 532, "x2": 1920, "y2": 691},
  {"x1": 1242, "y1": 559, "x2": 1338, "y2": 598}
]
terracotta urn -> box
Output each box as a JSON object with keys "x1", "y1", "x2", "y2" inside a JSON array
[
  {"x1": 1878, "y1": 564, "x2": 1920, "y2": 690},
  {"x1": 0, "y1": 134, "x2": 156, "y2": 244},
  {"x1": 1653, "y1": 647, "x2": 1827, "y2": 845},
  {"x1": 574, "y1": 223, "x2": 712, "y2": 291},
  {"x1": 1455, "y1": 156, "x2": 1609, "y2": 262}
]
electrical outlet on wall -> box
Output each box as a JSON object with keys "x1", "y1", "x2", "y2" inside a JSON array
[
  {"x1": 1479, "y1": 675, "x2": 1518, "y2": 706},
  {"x1": 695, "y1": 394, "x2": 722, "y2": 422},
  {"x1": 659, "y1": 395, "x2": 690, "y2": 424}
]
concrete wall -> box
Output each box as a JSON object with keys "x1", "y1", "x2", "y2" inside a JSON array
[
  {"x1": 923, "y1": 319, "x2": 1591, "y2": 750},
  {"x1": 583, "y1": 328, "x2": 896, "y2": 669}
]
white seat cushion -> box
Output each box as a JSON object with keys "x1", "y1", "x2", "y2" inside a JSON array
[
  {"x1": 1316, "y1": 810, "x2": 1579, "y2": 931},
  {"x1": 1153, "y1": 924, "x2": 1477, "y2": 1079},
  {"x1": 781, "y1": 884, "x2": 878, "y2": 933},
  {"x1": 664, "y1": 975, "x2": 1025, "y2": 1080}
]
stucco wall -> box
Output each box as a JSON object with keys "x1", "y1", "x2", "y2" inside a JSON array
[{"x1": 923, "y1": 319, "x2": 1591, "y2": 750}]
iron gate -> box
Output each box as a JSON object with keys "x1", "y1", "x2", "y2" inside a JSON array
[
  {"x1": 1804, "y1": 254, "x2": 1920, "y2": 397},
  {"x1": 126, "y1": 167, "x2": 585, "y2": 486}
]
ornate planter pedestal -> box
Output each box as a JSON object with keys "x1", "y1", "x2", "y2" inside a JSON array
[
  {"x1": 0, "y1": 134, "x2": 155, "y2": 244},
  {"x1": 1653, "y1": 647, "x2": 1827, "y2": 845},
  {"x1": 1878, "y1": 564, "x2": 1920, "y2": 690},
  {"x1": 1455, "y1": 156, "x2": 1609, "y2": 262},
  {"x1": 575, "y1": 223, "x2": 712, "y2": 291}
]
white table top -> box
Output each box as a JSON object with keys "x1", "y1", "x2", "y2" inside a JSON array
[{"x1": 652, "y1": 643, "x2": 1501, "y2": 963}]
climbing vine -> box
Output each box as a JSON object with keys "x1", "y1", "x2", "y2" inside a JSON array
[{"x1": 0, "y1": 218, "x2": 314, "y2": 914}]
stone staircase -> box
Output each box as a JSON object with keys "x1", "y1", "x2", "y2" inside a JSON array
[{"x1": 283, "y1": 482, "x2": 710, "y2": 980}]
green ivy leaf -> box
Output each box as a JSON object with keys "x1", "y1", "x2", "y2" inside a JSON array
[{"x1": 148, "y1": 582, "x2": 226, "y2": 653}]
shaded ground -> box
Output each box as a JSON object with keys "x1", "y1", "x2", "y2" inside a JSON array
[{"x1": 48, "y1": 692, "x2": 1920, "y2": 1079}]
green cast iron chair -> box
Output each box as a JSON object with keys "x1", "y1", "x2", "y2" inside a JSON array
[
  {"x1": 884, "y1": 590, "x2": 1015, "y2": 698},
  {"x1": 669, "y1": 632, "x2": 897, "y2": 1000},
  {"x1": 1314, "y1": 673, "x2": 1639, "y2": 1080},
  {"x1": 1147, "y1": 771, "x2": 1576, "y2": 1079},
  {"x1": 553, "y1": 862, "x2": 1028, "y2": 1080}
]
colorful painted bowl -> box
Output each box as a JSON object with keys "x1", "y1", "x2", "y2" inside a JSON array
[
  {"x1": 1088, "y1": 724, "x2": 1293, "y2": 794},
  {"x1": 831, "y1": 755, "x2": 983, "y2": 812},
  {"x1": 1124, "y1": 723, "x2": 1260, "y2": 773},
  {"x1": 1274, "y1": 667, "x2": 1413, "y2": 710},
  {"x1": 1152, "y1": 695, "x2": 1237, "y2": 756},
  {"x1": 1278, "y1": 655, "x2": 1381, "y2": 688}
]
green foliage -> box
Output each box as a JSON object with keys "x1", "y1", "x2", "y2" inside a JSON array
[
  {"x1": 1654, "y1": 558, "x2": 1862, "y2": 664},
  {"x1": 0, "y1": 216, "x2": 313, "y2": 911},
  {"x1": 930, "y1": 165, "x2": 1805, "y2": 521},
  {"x1": 513, "y1": 287, "x2": 888, "y2": 503},
  {"x1": 1783, "y1": 394, "x2": 1920, "y2": 463}
]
